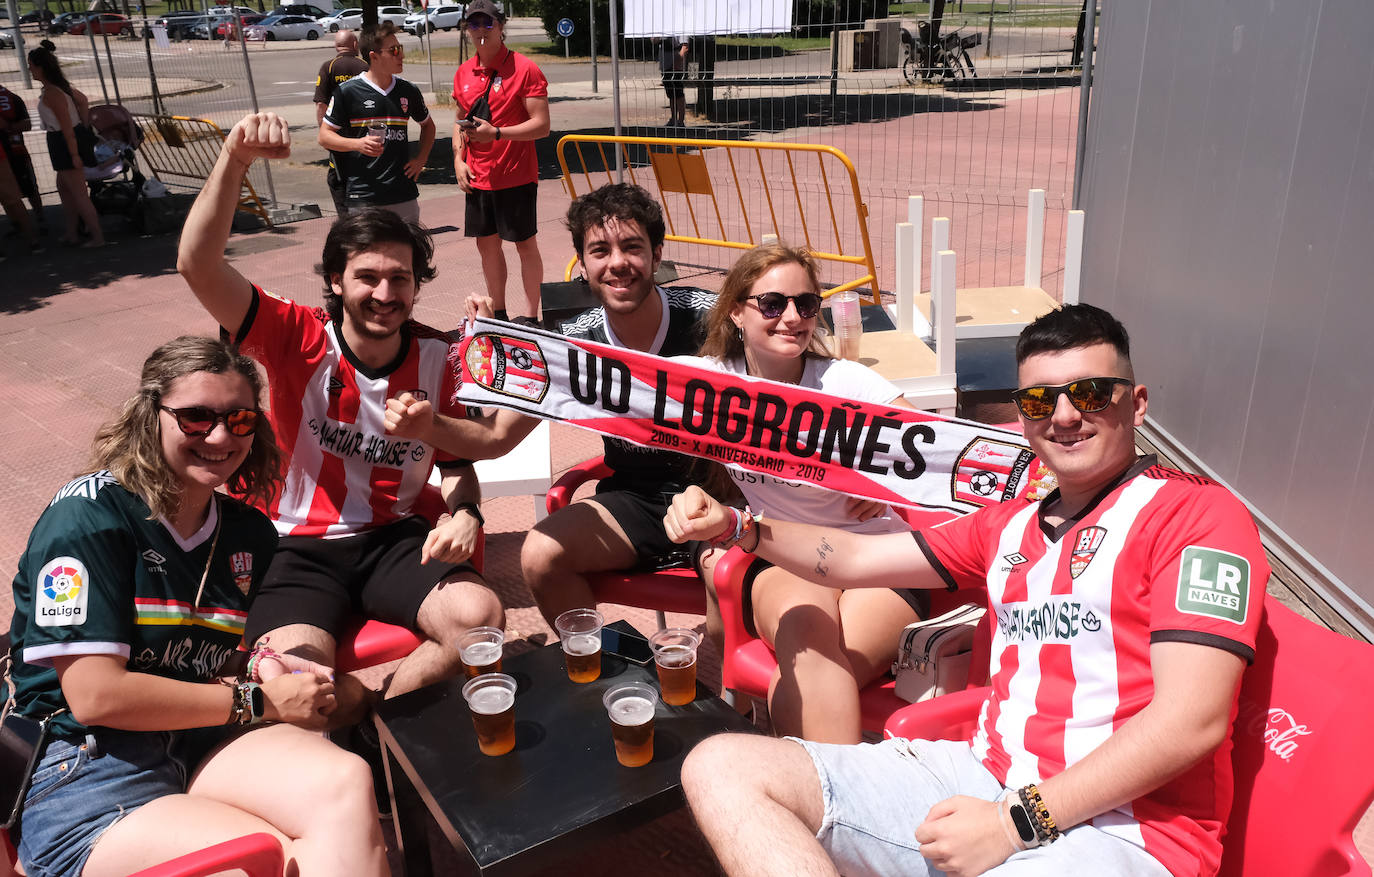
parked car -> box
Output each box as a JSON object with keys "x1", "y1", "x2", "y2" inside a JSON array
[
  {"x1": 48, "y1": 11, "x2": 87, "y2": 34},
  {"x1": 245, "y1": 13, "x2": 323, "y2": 40},
  {"x1": 0, "y1": 27, "x2": 13, "y2": 49},
  {"x1": 216, "y1": 12, "x2": 265, "y2": 37},
  {"x1": 209, "y1": 5, "x2": 256, "y2": 15},
  {"x1": 319, "y1": 5, "x2": 407, "y2": 32},
  {"x1": 156, "y1": 11, "x2": 208, "y2": 40},
  {"x1": 316, "y1": 7, "x2": 359, "y2": 32},
  {"x1": 68, "y1": 13, "x2": 135, "y2": 36},
  {"x1": 274, "y1": 3, "x2": 334, "y2": 19},
  {"x1": 405, "y1": 4, "x2": 463, "y2": 35},
  {"x1": 18, "y1": 9, "x2": 56, "y2": 30}
]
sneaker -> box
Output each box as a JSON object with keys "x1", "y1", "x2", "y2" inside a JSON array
[{"x1": 332, "y1": 721, "x2": 392, "y2": 818}]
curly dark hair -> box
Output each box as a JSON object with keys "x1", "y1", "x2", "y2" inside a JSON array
[
  {"x1": 358, "y1": 22, "x2": 399, "y2": 62},
  {"x1": 565, "y1": 183, "x2": 666, "y2": 257},
  {"x1": 318, "y1": 207, "x2": 437, "y2": 323},
  {"x1": 90, "y1": 336, "x2": 282, "y2": 521}
]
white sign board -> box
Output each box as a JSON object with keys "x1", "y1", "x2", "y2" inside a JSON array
[{"x1": 623, "y1": 0, "x2": 792, "y2": 37}]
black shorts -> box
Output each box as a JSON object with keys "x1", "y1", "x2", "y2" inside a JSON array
[
  {"x1": 735, "y1": 556, "x2": 931, "y2": 640},
  {"x1": 589, "y1": 485, "x2": 697, "y2": 572},
  {"x1": 242, "y1": 515, "x2": 478, "y2": 645},
  {"x1": 465, "y1": 181, "x2": 538, "y2": 242},
  {"x1": 662, "y1": 70, "x2": 688, "y2": 96},
  {"x1": 4, "y1": 148, "x2": 38, "y2": 199},
  {"x1": 45, "y1": 130, "x2": 78, "y2": 172}
]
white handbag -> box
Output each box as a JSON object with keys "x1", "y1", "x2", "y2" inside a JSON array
[{"x1": 891, "y1": 603, "x2": 986, "y2": 704}]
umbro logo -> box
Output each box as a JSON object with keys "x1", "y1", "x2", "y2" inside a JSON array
[
  {"x1": 998, "y1": 552, "x2": 1027, "y2": 573},
  {"x1": 142, "y1": 548, "x2": 167, "y2": 574},
  {"x1": 328, "y1": 375, "x2": 345, "y2": 396},
  {"x1": 364, "y1": 99, "x2": 376, "y2": 108}
]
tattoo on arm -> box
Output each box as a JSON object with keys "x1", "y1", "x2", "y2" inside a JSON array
[{"x1": 814, "y1": 536, "x2": 834, "y2": 577}]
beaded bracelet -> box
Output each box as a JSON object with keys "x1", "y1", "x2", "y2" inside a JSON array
[
  {"x1": 245, "y1": 639, "x2": 283, "y2": 684},
  {"x1": 1017, "y1": 784, "x2": 1061, "y2": 845}
]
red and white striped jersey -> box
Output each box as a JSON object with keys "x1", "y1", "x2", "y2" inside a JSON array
[
  {"x1": 233, "y1": 286, "x2": 466, "y2": 537},
  {"x1": 916, "y1": 456, "x2": 1268, "y2": 877}
]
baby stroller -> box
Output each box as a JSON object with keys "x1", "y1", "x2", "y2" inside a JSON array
[{"x1": 84, "y1": 103, "x2": 148, "y2": 223}]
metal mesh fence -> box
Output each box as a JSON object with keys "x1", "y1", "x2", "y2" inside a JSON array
[{"x1": 610, "y1": 0, "x2": 1092, "y2": 300}]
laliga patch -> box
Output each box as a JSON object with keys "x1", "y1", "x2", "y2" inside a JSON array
[
  {"x1": 465, "y1": 332, "x2": 550, "y2": 403},
  {"x1": 1176, "y1": 546, "x2": 1250, "y2": 624},
  {"x1": 36, "y1": 556, "x2": 90, "y2": 627}
]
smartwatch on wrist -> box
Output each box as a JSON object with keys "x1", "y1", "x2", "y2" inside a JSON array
[
  {"x1": 236, "y1": 681, "x2": 266, "y2": 726},
  {"x1": 1008, "y1": 799, "x2": 1041, "y2": 849},
  {"x1": 452, "y1": 502, "x2": 485, "y2": 528}
]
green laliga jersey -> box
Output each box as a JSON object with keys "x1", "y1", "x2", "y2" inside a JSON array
[{"x1": 8, "y1": 473, "x2": 278, "y2": 739}]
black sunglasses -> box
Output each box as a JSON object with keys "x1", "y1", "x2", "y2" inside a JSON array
[
  {"x1": 746, "y1": 292, "x2": 823, "y2": 320},
  {"x1": 465, "y1": 17, "x2": 494, "y2": 29},
  {"x1": 160, "y1": 405, "x2": 260, "y2": 437},
  {"x1": 1010, "y1": 377, "x2": 1133, "y2": 420}
]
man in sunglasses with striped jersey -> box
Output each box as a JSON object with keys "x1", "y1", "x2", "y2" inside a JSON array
[
  {"x1": 178, "y1": 111, "x2": 503, "y2": 736},
  {"x1": 318, "y1": 22, "x2": 435, "y2": 222},
  {"x1": 667, "y1": 304, "x2": 1269, "y2": 877}
]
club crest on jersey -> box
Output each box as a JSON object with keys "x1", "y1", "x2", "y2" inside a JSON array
[
  {"x1": 400, "y1": 97, "x2": 409, "y2": 113},
  {"x1": 951, "y1": 439, "x2": 1036, "y2": 508},
  {"x1": 464, "y1": 332, "x2": 549, "y2": 403},
  {"x1": 230, "y1": 551, "x2": 254, "y2": 594},
  {"x1": 407, "y1": 389, "x2": 428, "y2": 402},
  {"x1": 1070, "y1": 526, "x2": 1108, "y2": 578},
  {"x1": 36, "y1": 556, "x2": 89, "y2": 627}
]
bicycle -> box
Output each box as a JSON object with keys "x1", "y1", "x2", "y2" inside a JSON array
[{"x1": 902, "y1": 21, "x2": 982, "y2": 84}]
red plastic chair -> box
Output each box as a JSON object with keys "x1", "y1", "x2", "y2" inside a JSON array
[
  {"x1": 544, "y1": 457, "x2": 707, "y2": 629},
  {"x1": 713, "y1": 507, "x2": 991, "y2": 734},
  {"x1": 333, "y1": 484, "x2": 485, "y2": 674},
  {"x1": 884, "y1": 593, "x2": 1374, "y2": 877},
  {"x1": 3, "y1": 830, "x2": 284, "y2": 877}
]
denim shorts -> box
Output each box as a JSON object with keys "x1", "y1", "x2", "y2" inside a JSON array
[
  {"x1": 793, "y1": 736, "x2": 1172, "y2": 877},
  {"x1": 15, "y1": 727, "x2": 228, "y2": 877}
]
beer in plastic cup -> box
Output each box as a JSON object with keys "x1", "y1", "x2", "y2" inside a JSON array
[
  {"x1": 603, "y1": 682, "x2": 657, "y2": 767},
  {"x1": 458, "y1": 626, "x2": 505, "y2": 680},
  {"x1": 649, "y1": 627, "x2": 701, "y2": 706},
  {"x1": 461, "y1": 672, "x2": 517, "y2": 756},
  {"x1": 555, "y1": 608, "x2": 603, "y2": 683},
  {"x1": 830, "y1": 290, "x2": 863, "y2": 361},
  {"x1": 366, "y1": 121, "x2": 387, "y2": 146}
]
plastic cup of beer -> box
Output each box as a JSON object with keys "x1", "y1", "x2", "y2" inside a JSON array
[
  {"x1": 457, "y1": 626, "x2": 504, "y2": 680},
  {"x1": 649, "y1": 627, "x2": 701, "y2": 706},
  {"x1": 603, "y1": 682, "x2": 658, "y2": 767},
  {"x1": 461, "y1": 672, "x2": 516, "y2": 757},
  {"x1": 555, "y1": 608, "x2": 603, "y2": 683},
  {"x1": 366, "y1": 121, "x2": 387, "y2": 145}
]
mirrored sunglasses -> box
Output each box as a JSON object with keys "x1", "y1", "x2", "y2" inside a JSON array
[
  {"x1": 384, "y1": 43, "x2": 404, "y2": 56},
  {"x1": 160, "y1": 405, "x2": 260, "y2": 437},
  {"x1": 1010, "y1": 377, "x2": 1133, "y2": 420},
  {"x1": 465, "y1": 17, "x2": 494, "y2": 29},
  {"x1": 746, "y1": 292, "x2": 823, "y2": 320}
]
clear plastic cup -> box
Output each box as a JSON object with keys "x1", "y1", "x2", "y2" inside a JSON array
[
  {"x1": 649, "y1": 627, "x2": 701, "y2": 706},
  {"x1": 603, "y1": 682, "x2": 658, "y2": 767},
  {"x1": 830, "y1": 290, "x2": 863, "y2": 361},
  {"x1": 457, "y1": 626, "x2": 505, "y2": 680},
  {"x1": 555, "y1": 608, "x2": 604, "y2": 683},
  {"x1": 366, "y1": 121, "x2": 387, "y2": 146},
  {"x1": 461, "y1": 672, "x2": 516, "y2": 756}
]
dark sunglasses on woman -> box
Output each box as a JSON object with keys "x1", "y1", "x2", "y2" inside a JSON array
[
  {"x1": 160, "y1": 405, "x2": 260, "y2": 437},
  {"x1": 1010, "y1": 377, "x2": 1133, "y2": 420},
  {"x1": 746, "y1": 292, "x2": 823, "y2": 320}
]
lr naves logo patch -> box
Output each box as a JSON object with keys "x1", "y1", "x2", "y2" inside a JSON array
[{"x1": 1176, "y1": 546, "x2": 1250, "y2": 624}]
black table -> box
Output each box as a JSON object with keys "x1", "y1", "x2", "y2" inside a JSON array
[{"x1": 374, "y1": 641, "x2": 756, "y2": 876}]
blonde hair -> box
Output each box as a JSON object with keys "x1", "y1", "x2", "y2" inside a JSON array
[
  {"x1": 697, "y1": 242, "x2": 833, "y2": 362},
  {"x1": 89, "y1": 336, "x2": 282, "y2": 520}
]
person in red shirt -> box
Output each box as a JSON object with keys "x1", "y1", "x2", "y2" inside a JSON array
[
  {"x1": 667, "y1": 304, "x2": 1269, "y2": 877},
  {"x1": 451, "y1": 0, "x2": 550, "y2": 325}
]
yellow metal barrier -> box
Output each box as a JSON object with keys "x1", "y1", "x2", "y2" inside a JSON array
[
  {"x1": 556, "y1": 135, "x2": 881, "y2": 303},
  {"x1": 132, "y1": 114, "x2": 272, "y2": 227}
]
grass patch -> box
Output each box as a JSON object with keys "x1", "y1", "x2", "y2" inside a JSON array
[
  {"x1": 715, "y1": 35, "x2": 831, "y2": 53},
  {"x1": 888, "y1": 2, "x2": 1084, "y2": 27}
]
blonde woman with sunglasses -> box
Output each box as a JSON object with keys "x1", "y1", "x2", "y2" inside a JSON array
[
  {"x1": 5, "y1": 336, "x2": 389, "y2": 877},
  {"x1": 674, "y1": 243, "x2": 931, "y2": 743}
]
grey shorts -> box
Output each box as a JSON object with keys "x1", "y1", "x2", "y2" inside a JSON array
[{"x1": 792, "y1": 736, "x2": 1172, "y2": 877}]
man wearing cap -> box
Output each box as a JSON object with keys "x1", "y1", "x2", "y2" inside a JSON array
[
  {"x1": 313, "y1": 29, "x2": 368, "y2": 216},
  {"x1": 452, "y1": 0, "x2": 550, "y2": 326}
]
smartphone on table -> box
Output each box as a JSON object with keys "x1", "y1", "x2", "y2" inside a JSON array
[{"x1": 600, "y1": 619, "x2": 654, "y2": 666}]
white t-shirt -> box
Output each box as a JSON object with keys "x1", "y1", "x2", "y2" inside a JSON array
[{"x1": 674, "y1": 354, "x2": 910, "y2": 534}]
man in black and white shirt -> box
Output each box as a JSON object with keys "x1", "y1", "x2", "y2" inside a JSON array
[{"x1": 319, "y1": 22, "x2": 435, "y2": 222}]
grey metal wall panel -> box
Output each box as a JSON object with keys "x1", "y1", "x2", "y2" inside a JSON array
[{"x1": 1081, "y1": 0, "x2": 1374, "y2": 622}]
